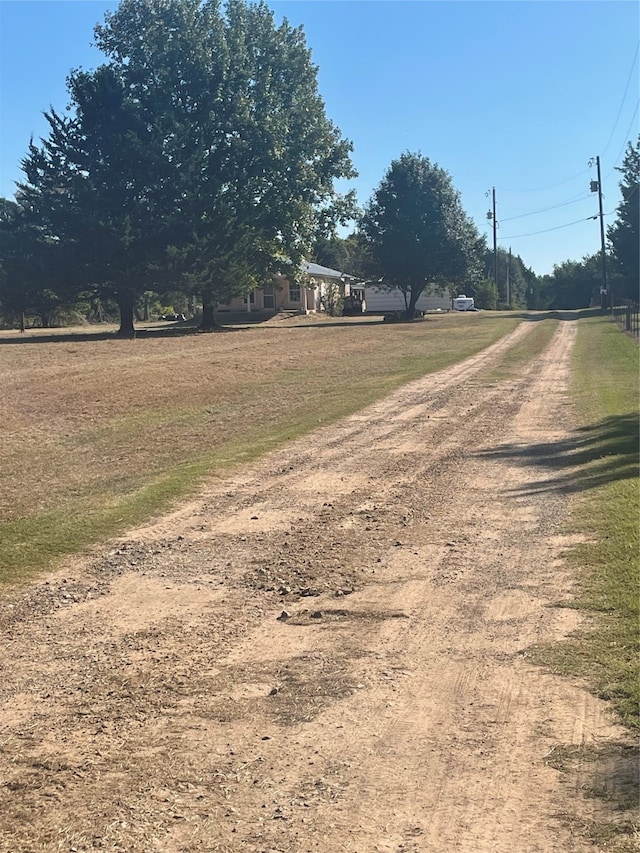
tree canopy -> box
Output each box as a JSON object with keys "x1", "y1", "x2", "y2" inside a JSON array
[
  {"x1": 360, "y1": 152, "x2": 484, "y2": 318},
  {"x1": 607, "y1": 136, "x2": 639, "y2": 301},
  {"x1": 0, "y1": 197, "x2": 83, "y2": 327},
  {"x1": 482, "y1": 247, "x2": 538, "y2": 309},
  {"x1": 312, "y1": 232, "x2": 370, "y2": 279},
  {"x1": 16, "y1": 0, "x2": 356, "y2": 334},
  {"x1": 539, "y1": 253, "x2": 601, "y2": 310}
]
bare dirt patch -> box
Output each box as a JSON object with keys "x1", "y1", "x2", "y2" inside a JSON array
[{"x1": 0, "y1": 319, "x2": 636, "y2": 852}]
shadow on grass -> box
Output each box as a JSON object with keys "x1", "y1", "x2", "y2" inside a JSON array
[
  {"x1": 477, "y1": 413, "x2": 640, "y2": 495},
  {"x1": 0, "y1": 325, "x2": 188, "y2": 345},
  {"x1": 262, "y1": 317, "x2": 392, "y2": 330},
  {"x1": 544, "y1": 741, "x2": 639, "y2": 846},
  {"x1": 0, "y1": 308, "x2": 597, "y2": 345},
  {"x1": 0, "y1": 321, "x2": 254, "y2": 345},
  {"x1": 511, "y1": 308, "x2": 595, "y2": 322},
  {"x1": 0, "y1": 315, "x2": 392, "y2": 343}
]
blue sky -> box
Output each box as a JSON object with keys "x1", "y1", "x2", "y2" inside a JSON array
[{"x1": 0, "y1": 0, "x2": 638, "y2": 276}]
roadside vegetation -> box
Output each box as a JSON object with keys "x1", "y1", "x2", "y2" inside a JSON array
[
  {"x1": 1, "y1": 0, "x2": 636, "y2": 334},
  {"x1": 535, "y1": 312, "x2": 639, "y2": 731},
  {"x1": 0, "y1": 312, "x2": 518, "y2": 585},
  {"x1": 572, "y1": 314, "x2": 639, "y2": 730}
]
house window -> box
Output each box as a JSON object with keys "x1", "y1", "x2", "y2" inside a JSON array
[
  {"x1": 289, "y1": 283, "x2": 301, "y2": 302},
  {"x1": 246, "y1": 291, "x2": 255, "y2": 305},
  {"x1": 263, "y1": 284, "x2": 275, "y2": 310}
]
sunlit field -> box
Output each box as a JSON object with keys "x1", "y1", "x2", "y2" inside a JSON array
[{"x1": 0, "y1": 311, "x2": 519, "y2": 583}]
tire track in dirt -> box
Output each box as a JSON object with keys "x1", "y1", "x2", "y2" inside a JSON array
[{"x1": 0, "y1": 318, "x2": 634, "y2": 853}]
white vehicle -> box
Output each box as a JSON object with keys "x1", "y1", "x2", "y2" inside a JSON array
[{"x1": 452, "y1": 295, "x2": 475, "y2": 311}]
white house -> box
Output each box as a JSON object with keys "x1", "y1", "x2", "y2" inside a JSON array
[{"x1": 362, "y1": 285, "x2": 452, "y2": 314}]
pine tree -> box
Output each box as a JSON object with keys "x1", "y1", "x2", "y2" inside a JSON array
[{"x1": 608, "y1": 136, "x2": 639, "y2": 301}]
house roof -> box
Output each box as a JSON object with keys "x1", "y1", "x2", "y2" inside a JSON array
[{"x1": 302, "y1": 261, "x2": 358, "y2": 281}]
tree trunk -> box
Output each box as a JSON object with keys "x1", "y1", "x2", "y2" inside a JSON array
[
  {"x1": 117, "y1": 290, "x2": 136, "y2": 338},
  {"x1": 199, "y1": 291, "x2": 219, "y2": 331},
  {"x1": 406, "y1": 286, "x2": 423, "y2": 321}
]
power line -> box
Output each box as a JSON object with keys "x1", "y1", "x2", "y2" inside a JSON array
[
  {"x1": 500, "y1": 193, "x2": 592, "y2": 223},
  {"x1": 602, "y1": 43, "x2": 639, "y2": 158},
  {"x1": 499, "y1": 186, "x2": 591, "y2": 215},
  {"x1": 495, "y1": 168, "x2": 591, "y2": 194},
  {"x1": 498, "y1": 214, "x2": 612, "y2": 241},
  {"x1": 604, "y1": 100, "x2": 640, "y2": 179}
]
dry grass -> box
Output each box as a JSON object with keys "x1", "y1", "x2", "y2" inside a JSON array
[{"x1": 0, "y1": 312, "x2": 518, "y2": 583}]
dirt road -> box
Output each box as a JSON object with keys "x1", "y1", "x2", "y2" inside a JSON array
[{"x1": 0, "y1": 318, "x2": 634, "y2": 852}]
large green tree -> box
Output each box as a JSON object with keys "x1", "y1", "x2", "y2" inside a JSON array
[
  {"x1": 0, "y1": 199, "x2": 33, "y2": 327},
  {"x1": 360, "y1": 152, "x2": 484, "y2": 319},
  {"x1": 312, "y1": 232, "x2": 370, "y2": 279},
  {"x1": 18, "y1": 64, "x2": 174, "y2": 336},
  {"x1": 607, "y1": 136, "x2": 639, "y2": 302},
  {"x1": 18, "y1": 0, "x2": 356, "y2": 334},
  {"x1": 0, "y1": 197, "x2": 81, "y2": 328},
  {"x1": 482, "y1": 247, "x2": 538, "y2": 309},
  {"x1": 540, "y1": 253, "x2": 601, "y2": 309}
]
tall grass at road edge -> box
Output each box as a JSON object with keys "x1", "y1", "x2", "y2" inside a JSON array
[{"x1": 548, "y1": 312, "x2": 639, "y2": 730}]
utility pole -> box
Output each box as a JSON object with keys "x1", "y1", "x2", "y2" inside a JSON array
[
  {"x1": 590, "y1": 156, "x2": 608, "y2": 307},
  {"x1": 492, "y1": 188, "x2": 498, "y2": 286},
  {"x1": 486, "y1": 187, "x2": 498, "y2": 289}
]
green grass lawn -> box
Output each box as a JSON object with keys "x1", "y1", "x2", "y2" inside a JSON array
[{"x1": 535, "y1": 312, "x2": 639, "y2": 731}]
